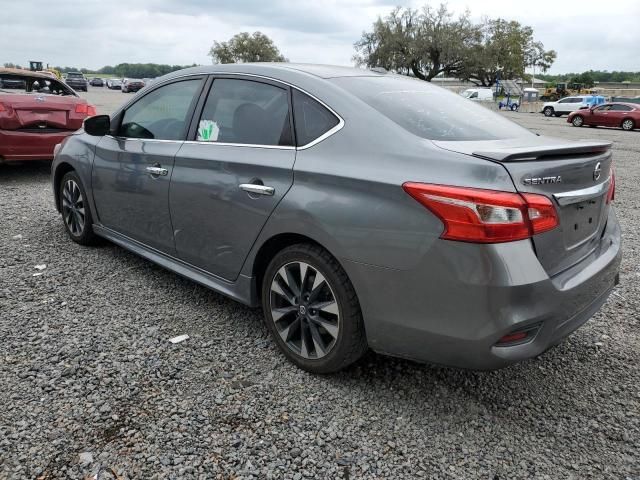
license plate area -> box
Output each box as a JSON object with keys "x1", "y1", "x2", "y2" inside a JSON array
[{"x1": 562, "y1": 197, "x2": 603, "y2": 248}]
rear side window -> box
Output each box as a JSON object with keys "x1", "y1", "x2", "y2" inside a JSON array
[
  {"x1": 333, "y1": 76, "x2": 530, "y2": 141},
  {"x1": 610, "y1": 104, "x2": 632, "y2": 111},
  {"x1": 292, "y1": 90, "x2": 339, "y2": 146},
  {"x1": 196, "y1": 78, "x2": 292, "y2": 146},
  {"x1": 118, "y1": 79, "x2": 201, "y2": 141}
]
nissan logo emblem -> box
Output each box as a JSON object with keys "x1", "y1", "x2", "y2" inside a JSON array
[{"x1": 593, "y1": 162, "x2": 602, "y2": 181}]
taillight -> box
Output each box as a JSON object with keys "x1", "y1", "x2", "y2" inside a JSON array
[
  {"x1": 606, "y1": 170, "x2": 615, "y2": 204},
  {"x1": 0, "y1": 103, "x2": 5, "y2": 112},
  {"x1": 75, "y1": 104, "x2": 96, "y2": 116},
  {"x1": 402, "y1": 183, "x2": 559, "y2": 243}
]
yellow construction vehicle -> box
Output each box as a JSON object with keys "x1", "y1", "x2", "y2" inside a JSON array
[
  {"x1": 29, "y1": 61, "x2": 61, "y2": 80},
  {"x1": 540, "y1": 82, "x2": 596, "y2": 101}
]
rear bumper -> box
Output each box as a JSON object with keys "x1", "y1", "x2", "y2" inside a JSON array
[
  {"x1": 0, "y1": 129, "x2": 75, "y2": 161},
  {"x1": 345, "y1": 209, "x2": 622, "y2": 369}
]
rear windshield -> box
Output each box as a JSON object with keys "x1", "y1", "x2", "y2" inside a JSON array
[
  {"x1": 332, "y1": 76, "x2": 532, "y2": 141},
  {"x1": 67, "y1": 73, "x2": 83, "y2": 78},
  {"x1": 0, "y1": 75, "x2": 77, "y2": 96}
]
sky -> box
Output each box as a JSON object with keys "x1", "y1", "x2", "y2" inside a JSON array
[{"x1": 3, "y1": 0, "x2": 639, "y2": 74}]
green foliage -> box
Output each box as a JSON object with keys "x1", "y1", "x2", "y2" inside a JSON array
[
  {"x1": 538, "y1": 70, "x2": 640, "y2": 83},
  {"x1": 354, "y1": 4, "x2": 477, "y2": 81},
  {"x1": 209, "y1": 32, "x2": 287, "y2": 64},
  {"x1": 355, "y1": 3, "x2": 555, "y2": 86}
]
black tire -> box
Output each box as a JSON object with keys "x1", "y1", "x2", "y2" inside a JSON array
[
  {"x1": 621, "y1": 118, "x2": 635, "y2": 131},
  {"x1": 261, "y1": 243, "x2": 367, "y2": 374},
  {"x1": 572, "y1": 115, "x2": 584, "y2": 127},
  {"x1": 59, "y1": 171, "x2": 99, "y2": 246},
  {"x1": 543, "y1": 107, "x2": 554, "y2": 117}
]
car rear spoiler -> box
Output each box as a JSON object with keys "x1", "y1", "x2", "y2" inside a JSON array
[{"x1": 471, "y1": 141, "x2": 612, "y2": 162}]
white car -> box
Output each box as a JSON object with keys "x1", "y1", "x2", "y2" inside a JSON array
[
  {"x1": 460, "y1": 88, "x2": 494, "y2": 101},
  {"x1": 541, "y1": 96, "x2": 590, "y2": 117}
]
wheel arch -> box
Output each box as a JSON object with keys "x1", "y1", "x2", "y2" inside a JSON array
[
  {"x1": 52, "y1": 161, "x2": 75, "y2": 212},
  {"x1": 250, "y1": 232, "x2": 334, "y2": 298}
]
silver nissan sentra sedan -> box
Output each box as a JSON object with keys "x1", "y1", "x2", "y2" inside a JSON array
[{"x1": 52, "y1": 64, "x2": 621, "y2": 373}]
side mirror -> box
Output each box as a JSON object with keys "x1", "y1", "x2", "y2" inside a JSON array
[{"x1": 84, "y1": 115, "x2": 110, "y2": 136}]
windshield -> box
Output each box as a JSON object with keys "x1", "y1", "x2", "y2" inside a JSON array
[
  {"x1": 332, "y1": 76, "x2": 532, "y2": 141},
  {"x1": 67, "y1": 73, "x2": 83, "y2": 78},
  {"x1": 461, "y1": 89, "x2": 474, "y2": 98}
]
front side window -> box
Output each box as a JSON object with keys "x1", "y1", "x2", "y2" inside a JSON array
[
  {"x1": 196, "y1": 78, "x2": 292, "y2": 146},
  {"x1": 594, "y1": 105, "x2": 612, "y2": 112},
  {"x1": 118, "y1": 79, "x2": 201, "y2": 141},
  {"x1": 292, "y1": 89, "x2": 339, "y2": 146}
]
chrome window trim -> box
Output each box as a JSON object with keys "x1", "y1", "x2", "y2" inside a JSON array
[
  {"x1": 110, "y1": 71, "x2": 345, "y2": 149},
  {"x1": 553, "y1": 177, "x2": 611, "y2": 206},
  {"x1": 182, "y1": 140, "x2": 295, "y2": 150},
  {"x1": 105, "y1": 135, "x2": 183, "y2": 144}
]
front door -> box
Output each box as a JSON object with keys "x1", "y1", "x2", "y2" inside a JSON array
[
  {"x1": 590, "y1": 104, "x2": 613, "y2": 126},
  {"x1": 170, "y1": 77, "x2": 296, "y2": 281},
  {"x1": 91, "y1": 78, "x2": 204, "y2": 254}
]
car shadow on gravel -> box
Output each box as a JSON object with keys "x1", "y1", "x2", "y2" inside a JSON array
[{"x1": 0, "y1": 161, "x2": 51, "y2": 180}]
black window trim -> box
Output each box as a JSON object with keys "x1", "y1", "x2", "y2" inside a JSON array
[
  {"x1": 108, "y1": 74, "x2": 207, "y2": 143},
  {"x1": 181, "y1": 72, "x2": 344, "y2": 150}
]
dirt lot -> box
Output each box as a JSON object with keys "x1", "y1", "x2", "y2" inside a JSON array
[{"x1": 0, "y1": 96, "x2": 638, "y2": 479}]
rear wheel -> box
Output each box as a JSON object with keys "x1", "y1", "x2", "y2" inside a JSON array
[
  {"x1": 261, "y1": 244, "x2": 367, "y2": 373},
  {"x1": 59, "y1": 171, "x2": 98, "y2": 245},
  {"x1": 572, "y1": 115, "x2": 584, "y2": 127},
  {"x1": 543, "y1": 107, "x2": 554, "y2": 117},
  {"x1": 622, "y1": 118, "x2": 635, "y2": 131}
]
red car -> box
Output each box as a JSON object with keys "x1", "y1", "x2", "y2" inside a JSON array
[
  {"x1": 567, "y1": 102, "x2": 639, "y2": 131},
  {"x1": 0, "y1": 68, "x2": 97, "y2": 162}
]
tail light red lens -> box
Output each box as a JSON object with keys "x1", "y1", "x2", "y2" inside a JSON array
[
  {"x1": 75, "y1": 104, "x2": 88, "y2": 114},
  {"x1": 0, "y1": 103, "x2": 5, "y2": 112},
  {"x1": 402, "y1": 183, "x2": 559, "y2": 243},
  {"x1": 606, "y1": 170, "x2": 615, "y2": 204},
  {"x1": 87, "y1": 105, "x2": 96, "y2": 116}
]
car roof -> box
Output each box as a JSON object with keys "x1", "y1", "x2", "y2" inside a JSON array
[{"x1": 160, "y1": 63, "x2": 389, "y2": 87}]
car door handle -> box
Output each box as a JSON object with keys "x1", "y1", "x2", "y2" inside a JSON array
[
  {"x1": 239, "y1": 184, "x2": 275, "y2": 196},
  {"x1": 146, "y1": 166, "x2": 168, "y2": 176}
]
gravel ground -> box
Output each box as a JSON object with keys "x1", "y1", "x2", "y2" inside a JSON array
[{"x1": 0, "y1": 101, "x2": 639, "y2": 479}]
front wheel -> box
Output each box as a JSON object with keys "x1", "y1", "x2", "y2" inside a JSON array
[
  {"x1": 543, "y1": 107, "x2": 554, "y2": 117},
  {"x1": 572, "y1": 115, "x2": 584, "y2": 127},
  {"x1": 262, "y1": 244, "x2": 367, "y2": 373},
  {"x1": 59, "y1": 171, "x2": 98, "y2": 245},
  {"x1": 622, "y1": 118, "x2": 635, "y2": 131}
]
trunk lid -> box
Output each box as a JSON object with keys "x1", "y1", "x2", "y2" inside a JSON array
[
  {"x1": 0, "y1": 93, "x2": 86, "y2": 131},
  {"x1": 434, "y1": 137, "x2": 613, "y2": 276}
]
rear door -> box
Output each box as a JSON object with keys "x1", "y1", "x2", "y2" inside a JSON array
[
  {"x1": 91, "y1": 77, "x2": 204, "y2": 254},
  {"x1": 555, "y1": 98, "x2": 574, "y2": 114},
  {"x1": 608, "y1": 104, "x2": 633, "y2": 128},
  {"x1": 436, "y1": 138, "x2": 613, "y2": 276},
  {"x1": 169, "y1": 76, "x2": 296, "y2": 281}
]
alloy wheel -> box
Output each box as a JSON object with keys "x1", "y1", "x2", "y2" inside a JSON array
[
  {"x1": 269, "y1": 261, "x2": 340, "y2": 359},
  {"x1": 622, "y1": 119, "x2": 634, "y2": 131},
  {"x1": 572, "y1": 116, "x2": 583, "y2": 127},
  {"x1": 61, "y1": 179, "x2": 85, "y2": 236}
]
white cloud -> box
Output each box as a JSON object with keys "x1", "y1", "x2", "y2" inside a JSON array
[{"x1": 1, "y1": 0, "x2": 638, "y2": 73}]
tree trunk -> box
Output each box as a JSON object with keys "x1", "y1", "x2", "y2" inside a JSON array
[{"x1": 410, "y1": 61, "x2": 427, "y2": 81}]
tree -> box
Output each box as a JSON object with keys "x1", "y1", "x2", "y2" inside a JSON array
[
  {"x1": 525, "y1": 40, "x2": 556, "y2": 77},
  {"x1": 209, "y1": 32, "x2": 287, "y2": 64},
  {"x1": 458, "y1": 18, "x2": 547, "y2": 87},
  {"x1": 354, "y1": 4, "x2": 477, "y2": 81}
]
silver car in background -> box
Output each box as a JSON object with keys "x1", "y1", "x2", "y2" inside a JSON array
[{"x1": 51, "y1": 64, "x2": 621, "y2": 373}]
